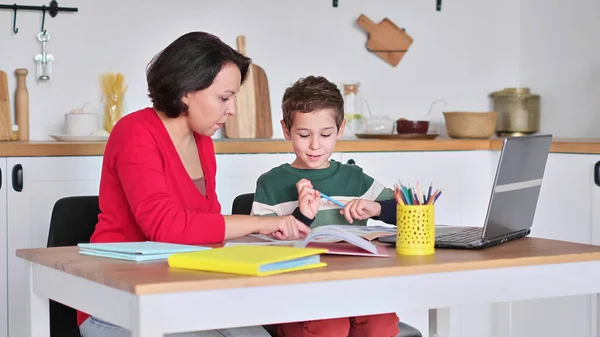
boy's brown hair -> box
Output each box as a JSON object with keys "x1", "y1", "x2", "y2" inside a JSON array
[{"x1": 281, "y1": 76, "x2": 344, "y2": 130}]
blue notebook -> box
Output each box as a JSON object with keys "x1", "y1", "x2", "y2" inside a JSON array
[{"x1": 77, "y1": 241, "x2": 210, "y2": 262}]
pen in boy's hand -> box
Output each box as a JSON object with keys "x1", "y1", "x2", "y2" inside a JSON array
[{"x1": 320, "y1": 192, "x2": 345, "y2": 208}]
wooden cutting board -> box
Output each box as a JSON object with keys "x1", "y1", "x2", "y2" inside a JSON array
[
  {"x1": 225, "y1": 35, "x2": 273, "y2": 139},
  {"x1": 357, "y1": 14, "x2": 414, "y2": 67},
  {"x1": 0, "y1": 70, "x2": 12, "y2": 140}
]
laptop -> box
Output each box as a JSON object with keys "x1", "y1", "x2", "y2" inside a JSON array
[{"x1": 379, "y1": 134, "x2": 553, "y2": 249}]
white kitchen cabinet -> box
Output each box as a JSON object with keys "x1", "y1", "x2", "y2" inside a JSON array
[
  {"x1": 6, "y1": 156, "x2": 103, "y2": 337},
  {"x1": 0, "y1": 157, "x2": 7, "y2": 337},
  {"x1": 216, "y1": 152, "x2": 342, "y2": 214}
]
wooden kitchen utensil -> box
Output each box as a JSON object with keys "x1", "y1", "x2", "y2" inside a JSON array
[
  {"x1": 225, "y1": 35, "x2": 273, "y2": 139},
  {"x1": 357, "y1": 14, "x2": 413, "y2": 67},
  {"x1": 0, "y1": 70, "x2": 13, "y2": 140},
  {"x1": 253, "y1": 54, "x2": 273, "y2": 138},
  {"x1": 15, "y1": 68, "x2": 29, "y2": 140}
]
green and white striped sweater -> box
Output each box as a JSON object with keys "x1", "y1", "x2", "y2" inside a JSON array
[{"x1": 251, "y1": 160, "x2": 394, "y2": 227}]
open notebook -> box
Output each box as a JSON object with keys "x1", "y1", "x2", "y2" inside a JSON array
[
  {"x1": 228, "y1": 225, "x2": 393, "y2": 257},
  {"x1": 77, "y1": 241, "x2": 210, "y2": 261}
]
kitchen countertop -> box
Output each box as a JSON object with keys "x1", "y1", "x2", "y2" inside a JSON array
[{"x1": 1, "y1": 138, "x2": 600, "y2": 157}]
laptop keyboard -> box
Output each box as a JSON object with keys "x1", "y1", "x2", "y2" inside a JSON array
[{"x1": 436, "y1": 227, "x2": 483, "y2": 243}]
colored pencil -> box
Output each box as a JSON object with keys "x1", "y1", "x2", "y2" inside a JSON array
[
  {"x1": 416, "y1": 181, "x2": 423, "y2": 204},
  {"x1": 394, "y1": 181, "x2": 442, "y2": 206},
  {"x1": 320, "y1": 192, "x2": 345, "y2": 207},
  {"x1": 434, "y1": 190, "x2": 443, "y2": 203},
  {"x1": 427, "y1": 183, "x2": 432, "y2": 202}
]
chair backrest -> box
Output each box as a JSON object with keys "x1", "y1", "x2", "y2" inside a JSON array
[
  {"x1": 46, "y1": 196, "x2": 100, "y2": 337},
  {"x1": 47, "y1": 195, "x2": 100, "y2": 247},
  {"x1": 231, "y1": 193, "x2": 255, "y2": 215}
]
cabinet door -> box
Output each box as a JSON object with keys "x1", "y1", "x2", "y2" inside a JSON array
[
  {"x1": 7, "y1": 156, "x2": 103, "y2": 337},
  {"x1": 593, "y1": 158, "x2": 600, "y2": 337},
  {"x1": 0, "y1": 158, "x2": 7, "y2": 337},
  {"x1": 216, "y1": 153, "x2": 342, "y2": 215},
  {"x1": 528, "y1": 153, "x2": 598, "y2": 243}
]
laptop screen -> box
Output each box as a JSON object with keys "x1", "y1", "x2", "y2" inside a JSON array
[{"x1": 482, "y1": 135, "x2": 553, "y2": 241}]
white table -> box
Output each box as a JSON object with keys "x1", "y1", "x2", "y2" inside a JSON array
[{"x1": 17, "y1": 237, "x2": 600, "y2": 337}]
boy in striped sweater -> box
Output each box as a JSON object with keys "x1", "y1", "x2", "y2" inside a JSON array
[{"x1": 251, "y1": 76, "x2": 399, "y2": 337}]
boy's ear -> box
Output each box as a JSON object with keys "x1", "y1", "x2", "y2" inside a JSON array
[
  {"x1": 336, "y1": 119, "x2": 346, "y2": 139},
  {"x1": 281, "y1": 120, "x2": 292, "y2": 140}
]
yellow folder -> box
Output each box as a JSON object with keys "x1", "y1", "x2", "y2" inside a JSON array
[{"x1": 167, "y1": 245, "x2": 328, "y2": 276}]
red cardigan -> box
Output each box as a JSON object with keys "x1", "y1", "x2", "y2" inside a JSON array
[{"x1": 76, "y1": 107, "x2": 225, "y2": 326}]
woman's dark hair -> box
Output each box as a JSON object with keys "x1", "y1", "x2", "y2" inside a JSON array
[{"x1": 146, "y1": 32, "x2": 252, "y2": 118}]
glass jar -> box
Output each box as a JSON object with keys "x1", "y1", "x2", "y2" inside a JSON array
[
  {"x1": 103, "y1": 94, "x2": 125, "y2": 133},
  {"x1": 342, "y1": 83, "x2": 368, "y2": 138},
  {"x1": 364, "y1": 115, "x2": 394, "y2": 134}
]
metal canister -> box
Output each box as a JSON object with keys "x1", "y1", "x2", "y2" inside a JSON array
[{"x1": 489, "y1": 88, "x2": 540, "y2": 136}]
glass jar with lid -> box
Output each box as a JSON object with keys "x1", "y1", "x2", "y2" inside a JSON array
[{"x1": 342, "y1": 83, "x2": 367, "y2": 138}]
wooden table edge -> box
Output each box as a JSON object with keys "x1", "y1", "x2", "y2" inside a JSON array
[
  {"x1": 17, "y1": 246, "x2": 600, "y2": 295},
  {"x1": 131, "y1": 251, "x2": 600, "y2": 294}
]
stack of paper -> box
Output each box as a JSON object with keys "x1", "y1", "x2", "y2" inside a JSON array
[{"x1": 77, "y1": 241, "x2": 210, "y2": 262}]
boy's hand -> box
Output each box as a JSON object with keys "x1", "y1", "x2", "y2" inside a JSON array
[
  {"x1": 259, "y1": 215, "x2": 311, "y2": 240},
  {"x1": 296, "y1": 178, "x2": 320, "y2": 219},
  {"x1": 338, "y1": 199, "x2": 381, "y2": 224}
]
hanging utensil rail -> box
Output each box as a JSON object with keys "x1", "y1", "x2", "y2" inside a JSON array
[{"x1": 0, "y1": 1, "x2": 78, "y2": 34}]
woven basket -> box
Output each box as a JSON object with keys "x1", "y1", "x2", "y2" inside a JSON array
[{"x1": 443, "y1": 111, "x2": 498, "y2": 139}]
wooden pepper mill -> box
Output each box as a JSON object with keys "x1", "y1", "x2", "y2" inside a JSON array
[{"x1": 15, "y1": 68, "x2": 29, "y2": 141}]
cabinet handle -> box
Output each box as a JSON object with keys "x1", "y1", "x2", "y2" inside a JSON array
[
  {"x1": 0, "y1": 167, "x2": 2, "y2": 190},
  {"x1": 347, "y1": 159, "x2": 355, "y2": 165},
  {"x1": 595, "y1": 161, "x2": 600, "y2": 187},
  {"x1": 12, "y1": 164, "x2": 23, "y2": 192}
]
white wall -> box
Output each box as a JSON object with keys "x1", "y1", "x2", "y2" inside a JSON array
[
  {"x1": 520, "y1": 0, "x2": 600, "y2": 138},
  {"x1": 0, "y1": 0, "x2": 520, "y2": 140}
]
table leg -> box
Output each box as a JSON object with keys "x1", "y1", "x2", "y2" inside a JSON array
[
  {"x1": 131, "y1": 296, "x2": 164, "y2": 337},
  {"x1": 428, "y1": 309, "x2": 438, "y2": 337},
  {"x1": 594, "y1": 294, "x2": 600, "y2": 337},
  {"x1": 428, "y1": 307, "x2": 461, "y2": 337},
  {"x1": 29, "y1": 262, "x2": 49, "y2": 337},
  {"x1": 491, "y1": 302, "x2": 512, "y2": 337}
]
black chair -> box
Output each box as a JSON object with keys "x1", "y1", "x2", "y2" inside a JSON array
[
  {"x1": 231, "y1": 193, "x2": 423, "y2": 337},
  {"x1": 46, "y1": 196, "x2": 101, "y2": 337}
]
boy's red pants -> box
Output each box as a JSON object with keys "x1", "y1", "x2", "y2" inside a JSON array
[{"x1": 272, "y1": 313, "x2": 399, "y2": 337}]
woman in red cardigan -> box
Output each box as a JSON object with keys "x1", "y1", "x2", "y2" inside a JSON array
[{"x1": 77, "y1": 32, "x2": 310, "y2": 337}]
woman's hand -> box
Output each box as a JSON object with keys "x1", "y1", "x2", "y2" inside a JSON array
[
  {"x1": 259, "y1": 215, "x2": 311, "y2": 240},
  {"x1": 337, "y1": 199, "x2": 381, "y2": 224},
  {"x1": 296, "y1": 178, "x2": 320, "y2": 219}
]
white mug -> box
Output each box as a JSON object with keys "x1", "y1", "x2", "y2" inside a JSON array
[{"x1": 64, "y1": 112, "x2": 99, "y2": 136}]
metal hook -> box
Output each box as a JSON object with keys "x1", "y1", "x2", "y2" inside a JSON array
[
  {"x1": 40, "y1": 5, "x2": 46, "y2": 33},
  {"x1": 12, "y1": 4, "x2": 18, "y2": 33}
]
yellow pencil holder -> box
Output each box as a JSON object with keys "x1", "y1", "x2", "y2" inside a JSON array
[{"x1": 396, "y1": 204, "x2": 435, "y2": 255}]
